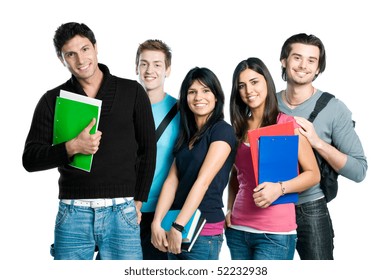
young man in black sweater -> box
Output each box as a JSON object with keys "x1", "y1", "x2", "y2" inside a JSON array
[{"x1": 22, "y1": 22, "x2": 156, "y2": 260}]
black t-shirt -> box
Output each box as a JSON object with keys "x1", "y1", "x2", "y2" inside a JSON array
[{"x1": 172, "y1": 120, "x2": 236, "y2": 223}]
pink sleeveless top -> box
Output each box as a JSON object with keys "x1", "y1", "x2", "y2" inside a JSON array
[{"x1": 230, "y1": 113, "x2": 299, "y2": 232}]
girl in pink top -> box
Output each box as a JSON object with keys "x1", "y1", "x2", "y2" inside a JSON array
[{"x1": 225, "y1": 58, "x2": 320, "y2": 260}]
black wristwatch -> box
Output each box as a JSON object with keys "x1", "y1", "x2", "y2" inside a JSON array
[{"x1": 172, "y1": 222, "x2": 185, "y2": 233}]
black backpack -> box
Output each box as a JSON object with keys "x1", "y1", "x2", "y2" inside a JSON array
[{"x1": 308, "y1": 92, "x2": 339, "y2": 202}]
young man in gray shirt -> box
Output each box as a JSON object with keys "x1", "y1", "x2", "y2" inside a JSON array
[{"x1": 276, "y1": 33, "x2": 367, "y2": 260}]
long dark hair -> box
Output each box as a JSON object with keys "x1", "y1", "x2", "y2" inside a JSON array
[
  {"x1": 229, "y1": 57, "x2": 279, "y2": 142},
  {"x1": 175, "y1": 67, "x2": 225, "y2": 152}
]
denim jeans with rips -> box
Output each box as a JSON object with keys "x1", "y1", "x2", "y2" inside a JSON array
[
  {"x1": 51, "y1": 199, "x2": 142, "y2": 260},
  {"x1": 295, "y1": 197, "x2": 335, "y2": 260}
]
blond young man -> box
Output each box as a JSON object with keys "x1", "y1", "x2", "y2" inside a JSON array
[{"x1": 136, "y1": 40, "x2": 180, "y2": 260}]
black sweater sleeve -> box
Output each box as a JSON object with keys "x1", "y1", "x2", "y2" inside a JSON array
[
  {"x1": 22, "y1": 92, "x2": 70, "y2": 172},
  {"x1": 133, "y1": 83, "x2": 157, "y2": 201}
]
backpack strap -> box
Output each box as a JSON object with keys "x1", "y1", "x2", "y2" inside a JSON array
[
  {"x1": 155, "y1": 102, "x2": 178, "y2": 142},
  {"x1": 308, "y1": 92, "x2": 335, "y2": 122}
]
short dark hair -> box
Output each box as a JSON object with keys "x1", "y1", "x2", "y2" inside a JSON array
[
  {"x1": 280, "y1": 33, "x2": 326, "y2": 81},
  {"x1": 53, "y1": 22, "x2": 96, "y2": 58},
  {"x1": 136, "y1": 39, "x2": 172, "y2": 69}
]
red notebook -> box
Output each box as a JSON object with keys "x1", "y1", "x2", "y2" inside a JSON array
[{"x1": 247, "y1": 121, "x2": 294, "y2": 183}]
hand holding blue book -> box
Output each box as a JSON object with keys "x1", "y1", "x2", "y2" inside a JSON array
[{"x1": 161, "y1": 209, "x2": 206, "y2": 252}]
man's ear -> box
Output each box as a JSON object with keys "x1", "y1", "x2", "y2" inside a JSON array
[
  {"x1": 58, "y1": 56, "x2": 66, "y2": 67},
  {"x1": 281, "y1": 59, "x2": 287, "y2": 68},
  {"x1": 136, "y1": 66, "x2": 139, "y2": 75},
  {"x1": 165, "y1": 66, "x2": 171, "y2": 78}
]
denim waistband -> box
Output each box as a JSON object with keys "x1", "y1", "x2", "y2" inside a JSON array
[{"x1": 295, "y1": 196, "x2": 326, "y2": 209}]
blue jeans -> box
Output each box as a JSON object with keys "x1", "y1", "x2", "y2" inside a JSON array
[
  {"x1": 51, "y1": 199, "x2": 142, "y2": 260},
  {"x1": 225, "y1": 227, "x2": 296, "y2": 260},
  {"x1": 168, "y1": 234, "x2": 224, "y2": 260},
  {"x1": 295, "y1": 198, "x2": 334, "y2": 260}
]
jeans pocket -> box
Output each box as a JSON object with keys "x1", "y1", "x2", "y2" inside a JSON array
[
  {"x1": 213, "y1": 234, "x2": 224, "y2": 244},
  {"x1": 55, "y1": 202, "x2": 69, "y2": 228},
  {"x1": 301, "y1": 202, "x2": 328, "y2": 217},
  {"x1": 118, "y1": 202, "x2": 138, "y2": 229},
  {"x1": 264, "y1": 233, "x2": 291, "y2": 249}
]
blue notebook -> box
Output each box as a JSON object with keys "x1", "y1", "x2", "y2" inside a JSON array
[
  {"x1": 258, "y1": 135, "x2": 299, "y2": 205},
  {"x1": 161, "y1": 209, "x2": 206, "y2": 252}
]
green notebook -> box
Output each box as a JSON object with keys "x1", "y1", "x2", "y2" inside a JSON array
[{"x1": 53, "y1": 90, "x2": 102, "y2": 172}]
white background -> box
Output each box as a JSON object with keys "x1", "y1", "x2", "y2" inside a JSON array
[{"x1": 1, "y1": 0, "x2": 390, "y2": 279}]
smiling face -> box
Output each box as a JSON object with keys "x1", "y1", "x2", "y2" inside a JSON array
[
  {"x1": 281, "y1": 43, "x2": 320, "y2": 86},
  {"x1": 238, "y1": 68, "x2": 268, "y2": 111},
  {"x1": 59, "y1": 35, "x2": 99, "y2": 82},
  {"x1": 137, "y1": 50, "x2": 170, "y2": 96},
  {"x1": 187, "y1": 79, "x2": 217, "y2": 126}
]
